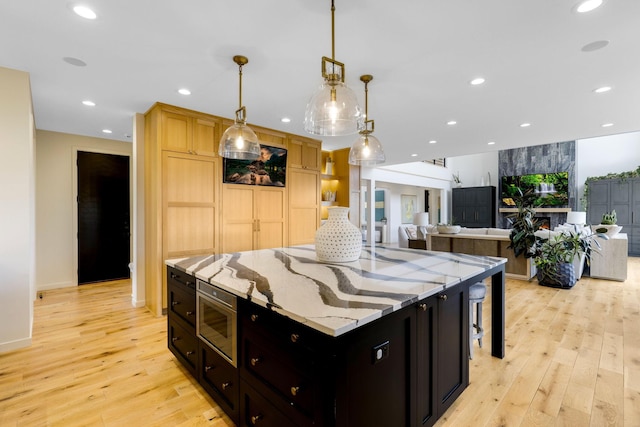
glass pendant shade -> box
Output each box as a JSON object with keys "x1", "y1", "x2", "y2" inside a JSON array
[
  {"x1": 219, "y1": 122, "x2": 261, "y2": 160},
  {"x1": 304, "y1": 80, "x2": 363, "y2": 136},
  {"x1": 348, "y1": 134, "x2": 386, "y2": 166}
]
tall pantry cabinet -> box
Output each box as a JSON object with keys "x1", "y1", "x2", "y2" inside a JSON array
[
  {"x1": 145, "y1": 103, "x2": 221, "y2": 316},
  {"x1": 144, "y1": 103, "x2": 322, "y2": 315}
]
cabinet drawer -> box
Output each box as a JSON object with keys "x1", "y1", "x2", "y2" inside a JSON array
[
  {"x1": 200, "y1": 341, "x2": 239, "y2": 423},
  {"x1": 168, "y1": 318, "x2": 198, "y2": 374},
  {"x1": 240, "y1": 380, "x2": 297, "y2": 427},
  {"x1": 168, "y1": 284, "x2": 196, "y2": 328},
  {"x1": 241, "y1": 303, "x2": 329, "y2": 357},
  {"x1": 243, "y1": 331, "x2": 314, "y2": 416},
  {"x1": 167, "y1": 267, "x2": 196, "y2": 291}
]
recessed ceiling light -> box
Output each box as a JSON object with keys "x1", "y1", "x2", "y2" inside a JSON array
[
  {"x1": 447, "y1": 121, "x2": 457, "y2": 126},
  {"x1": 593, "y1": 86, "x2": 612, "y2": 93},
  {"x1": 428, "y1": 140, "x2": 437, "y2": 144},
  {"x1": 82, "y1": 100, "x2": 96, "y2": 106},
  {"x1": 102, "y1": 129, "x2": 112, "y2": 134},
  {"x1": 488, "y1": 141, "x2": 496, "y2": 145},
  {"x1": 63, "y1": 57, "x2": 87, "y2": 67},
  {"x1": 178, "y1": 88, "x2": 191, "y2": 95},
  {"x1": 520, "y1": 123, "x2": 531, "y2": 128},
  {"x1": 470, "y1": 77, "x2": 485, "y2": 86},
  {"x1": 581, "y1": 40, "x2": 609, "y2": 52},
  {"x1": 73, "y1": 5, "x2": 97, "y2": 19},
  {"x1": 281, "y1": 117, "x2": 291, "y2": 123},
  {"x1": 601, "y1": 123, "x2": 613, "y2": 128},
  {"x1": 411, "y1": 154, "x2": 418, "y2": 157},
  {"x1": 575, "y1": 0, "x2": 603, "y2": 13}
]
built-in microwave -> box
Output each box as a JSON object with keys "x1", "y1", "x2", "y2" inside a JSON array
[{"x1": 196, "y1": 279, "x2": 237, "y2": 367}]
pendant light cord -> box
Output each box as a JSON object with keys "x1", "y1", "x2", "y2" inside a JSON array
[
  {"x1": 238, "y1": 62, "x2": 243, "y2": 110},
  {"x1": 331, "y1": 0, "x2": 335, "y2": 61}
]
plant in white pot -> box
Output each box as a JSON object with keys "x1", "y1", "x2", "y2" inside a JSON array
[{"x1": 592, "y1": 210, "x2": 622, "y2": 237}]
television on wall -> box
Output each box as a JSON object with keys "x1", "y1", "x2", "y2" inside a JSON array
[
  {"x1": 501, "y1": 172, "x2": 569, "y2": 207},
  {"x1": 223, "y1": 144, "x2": 287, "y2": 187}
]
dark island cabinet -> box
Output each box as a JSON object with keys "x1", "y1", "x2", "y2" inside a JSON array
[
  {"x1": 199, "y1": 341, "x2": 239, "y2": 423},
  {"x1": 238, "y1": 299, "x2": 334, "y2": 427},
  {"x1": 452, "y1": 186, "x2": 496, "y2": 228},
  {"x1": 416, "y1": 285, "x2": 469, "y2": 426},
  {"x1": 167, "y1": 267, "x2": 198, "y2": 376},
  {"x1": 237, "y1": 284, "x2": 470, "y2": 427}
]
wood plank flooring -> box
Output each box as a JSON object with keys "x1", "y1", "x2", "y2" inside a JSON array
[{"x1": 1, "y1": 258, "x2": 638, "y2": 426}]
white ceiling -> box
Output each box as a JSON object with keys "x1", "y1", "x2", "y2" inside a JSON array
[{"x1": 1, "y1": 0, "x2": 639, "y2": 166}]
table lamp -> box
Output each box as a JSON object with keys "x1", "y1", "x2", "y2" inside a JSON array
[
  {"x1": 566, "y1": 211, "x2": 586, "y2": 225},
  {"x1": 413, "y1": 212, "x2": 430, "y2": 240}
]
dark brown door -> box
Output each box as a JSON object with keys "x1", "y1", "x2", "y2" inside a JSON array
[{"x1": 77, "y1": 151, "x2": 130, "y2": 284}]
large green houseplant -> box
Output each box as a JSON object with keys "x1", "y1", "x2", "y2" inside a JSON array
[
  {"x1": 533, "y1": 232, "x2": 584, "y2": 288},
  {"x1": 507, "y1": 188, "x2": 542, "y2": 259}
]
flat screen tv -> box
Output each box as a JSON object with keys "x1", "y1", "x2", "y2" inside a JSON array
[
  {"x1": 223, "y1": 144, "x2": 287, "y2": 187},
  {"x1": 501, "y1": 172, "x2": 569, "y2": 207}
]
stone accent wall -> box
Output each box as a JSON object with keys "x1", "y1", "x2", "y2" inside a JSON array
[{"x1": 498, "y1": 141, "x2": 576, "y2": 228}]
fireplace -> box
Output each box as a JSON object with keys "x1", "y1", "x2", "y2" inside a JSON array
[{"x1": 537, "y1": 216, "x2": 551, "y2": 230}]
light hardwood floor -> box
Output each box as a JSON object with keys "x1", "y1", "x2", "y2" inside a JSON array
[{"x1": 1, "y1": 258, "x2": 639, "y2": 427}]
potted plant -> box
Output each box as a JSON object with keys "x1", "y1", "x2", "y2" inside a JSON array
[
  {"x1": 507, "y1": 188, "x2": 542, "y2": 259},
  {"x1": 534, "y1": 232, "x2": 584, "y2": 288},
  {"x1": 592, "y1": 210, "x2": 622, "y2": 237},
  {"x1": 533, "y1": 228, "x2": 607, "y2": 288}
]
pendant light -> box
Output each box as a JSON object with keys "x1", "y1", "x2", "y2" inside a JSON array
[
  {"x1": 219, "y1": 55, "x2": 261, "y2": 160},
  {"x1": 348, "y1": 75, "x2": 385, "y2": 166},
  {"x1": 304, "y1": 0, "x2": 363, "y2": 137}
]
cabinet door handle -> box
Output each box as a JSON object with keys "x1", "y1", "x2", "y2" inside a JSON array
[
  {"x1": 172, "y1": 336, "x2": 180, "y2": 342},
  {"x1": 251, "y1": 314, "x2": 259, "y2": 322},
  {"x1": 205, "y1": 365, "x2": 213, "y2": 372},
  {"x1": 439, "y1": 294, "x2": 448, "y2": 301},
  {"x1": 186, "y1": 311, "x2": 194, "y2": 316},
  {"x1": 172, "y1": 301, "x2": 179, "y2": 306},
  {"x1": 250, "y1": 357, "x2": 261, "y2": 366},
  {"x1": 418, "y1": 303, "x2": 427, "y2": 311},
  {"x1": 291, "y1": 386, "x2": 301, "y2": 396},
  {"x1": 221, "y1": 382, "x2": 231, "y2": 390},
  {"x1": 251, "y1": 414, "x2": 263, "y2": 424},
  {"x1": 290, "y1": 333, "x2": 300, "y2": 343},
  {"x1": 170, "y1": 272, "x2": 177, "y2": 279},
  {"x1": 186, "y1": 351, "x2": 194, "y2": 356}
]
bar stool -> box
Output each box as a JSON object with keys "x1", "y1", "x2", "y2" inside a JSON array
[{"x1": 469, "y1": 281, "x2": 486, "y2": 359}]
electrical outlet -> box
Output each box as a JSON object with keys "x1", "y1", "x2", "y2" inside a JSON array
[{"x1": 372, "y1": 341, "x2": 390, "y2": 364}]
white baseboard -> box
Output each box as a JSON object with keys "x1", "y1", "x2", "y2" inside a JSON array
[
  {"x1": 37, "y1": 281, "x2": 74, "y2": 291},
  {"x1": 131, "y1": 295, "x2": 145, "y2": 308},
  {"x1": 0, "y1": 337, "x2": 32, "y2": 353}
]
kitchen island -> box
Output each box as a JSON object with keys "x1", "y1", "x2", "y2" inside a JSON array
[{"x1": 167, "y1": 245, "x2": 506, "y2": 427}]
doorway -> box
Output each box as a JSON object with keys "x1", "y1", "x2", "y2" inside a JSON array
[{"x1": 77, "y1": 151, "x2": 131, "y2": 284}]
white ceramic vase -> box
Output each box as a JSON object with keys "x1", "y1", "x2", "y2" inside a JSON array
[{"x1": 315, "y1": 207, "x2": 362, "y2": 262}]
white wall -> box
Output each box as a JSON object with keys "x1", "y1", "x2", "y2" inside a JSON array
[
  {"x1": 447, "y1": 151, "x2": 499, "y2": 189},
  {"x1": 361, "y1": 163, "x2": 451, "y2": 243},
  {"x1": 35, "y1": 130, "x2": 133, "y2": 290},
  {"x1": 0, "y1": 67, "x2": 35, "y2": 352},
  {"x1": 576, "y1": 132, "x2": 640, "y2": 208}
]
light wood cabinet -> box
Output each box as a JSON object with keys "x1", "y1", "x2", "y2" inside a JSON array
[
  {"x1": 161, "y1": 109, "x2": 220, "y2": 157},
  {"x1": 288, "y1": 136, "x2": 321, "y2": 171},
  {"x1": 163, "y1": 152, "x2": 217, "y2": 258},
  {"x1": 221, "y1": 185, "x2": 287, "y2": 252},
  {"x1": 145, "y1": 103, "x2": 221, "y2": 316},
  {"x1": 288, "y1": 168, "x2": 320, "y2": 245},
  {"x1": 145, "y1": 102, "x2": 320, "y2": 315},
  {"x1": 288, "y1": 136, "x2": 321, "y2": 245}
]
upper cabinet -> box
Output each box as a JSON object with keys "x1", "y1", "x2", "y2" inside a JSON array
[
  {"x1": 288, "y1": 136, "x2": 321, "y2": 171},
  {"x1": 161, "y1": 107, "x2": 220, "y2": 157}
]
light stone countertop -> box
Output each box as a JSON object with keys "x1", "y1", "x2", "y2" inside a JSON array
[{"x1": 167, "y1": 245, "x2": 506, "y2": 337}]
